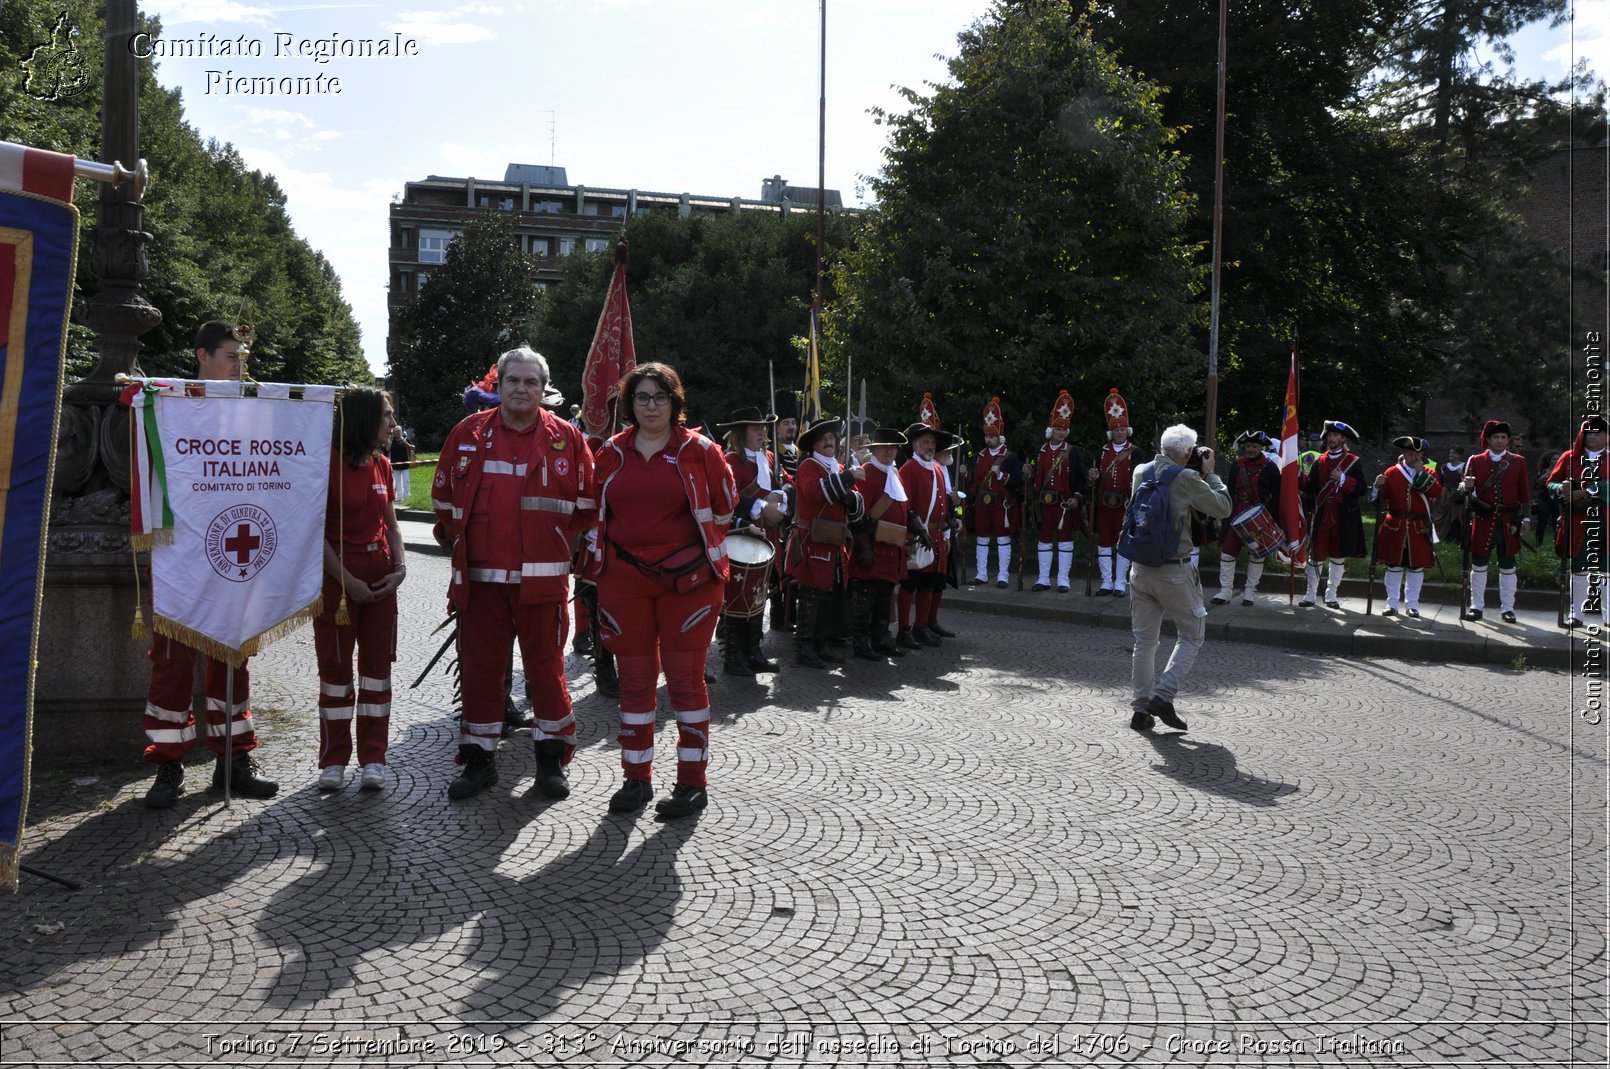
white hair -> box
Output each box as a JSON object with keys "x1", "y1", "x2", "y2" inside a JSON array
[
  {"x1": 496, "y1": 345, "x2": 549, "y2": 386},
  {"x1": 1159, "y1": 423, "x2": 1198, "y2": 459}
]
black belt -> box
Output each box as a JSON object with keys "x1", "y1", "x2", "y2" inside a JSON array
[{"x1": 1154, "y1": 556, "x2": 1191, "y2": 565}]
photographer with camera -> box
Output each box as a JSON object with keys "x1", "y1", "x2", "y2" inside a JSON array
[{"x1": 1126, "y1": 426, "x2": 1232, "y2": 733}]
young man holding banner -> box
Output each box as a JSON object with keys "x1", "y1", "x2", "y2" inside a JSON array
[{"x1": 142, "y1": 322, "x2": 278, "y2": 809}]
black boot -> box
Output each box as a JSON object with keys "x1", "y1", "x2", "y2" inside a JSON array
[
  {"x1": 745, "y1": 615, "x2": 779, "y2": 672},
  {"x1": 210, "y1": 753, "x2": 278, "y2": 799},
  {"x1": 533, "y1": 738, "x2": 570, "y2": 799},
  {"x1": 720, "y1": 614, "x2": 755, "y2": 677},
  {"x1": 794, "y1": 591, "x2": 826, "y2": 668},
  {"x1": 594, "y1": 645, "x2": 620, "y2": 698},
  {"x1": 143, "y1": 761, "x2": 185, "y2": 809},
  {"x1": 872, "y1": 586, "x2": 905, "y2": 657},
  {"x1": 851, "y1": 584, "x2": 884, "y2": 660},
  {"x1": 448, "y1": 745, "x2": 498, "y2": 800},
  {"x1": 814, "y1": 589, "x2": 847, "y2": 663},
  {"x1": 896, "y1": 627, "x2": 922, "y2": 650}
]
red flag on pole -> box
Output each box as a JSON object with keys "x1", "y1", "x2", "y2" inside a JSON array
[
  {"x1": 580, "y1": 239, "x2": 635, "y2": 441},
  {"x1": 1278, "y1": 345, "x2": 1307, "y2": 564}
]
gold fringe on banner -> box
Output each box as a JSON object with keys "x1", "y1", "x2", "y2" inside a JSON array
[
  {"x1": 1, "y1": 843, "x2": 16, "y2": 892},
  {"x1": 150, "y1": 595, "x2": 322, "y2": 667},
  {"x1": 129, "y1": 529, "x2": 173, "y2": 552}
]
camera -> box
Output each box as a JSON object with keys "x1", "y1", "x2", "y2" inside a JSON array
[{"x1": 1186, "y1": 445, "x2": 1212, "y2": 472}]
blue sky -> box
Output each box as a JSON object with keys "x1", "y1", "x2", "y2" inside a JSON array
[{"x1": 135, "y1": 1, "x2": 1606, "y2": 377}]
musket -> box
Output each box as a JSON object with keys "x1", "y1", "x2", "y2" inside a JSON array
[
  {"x1": 1085, "y1": 450, "x2": 1097, "y2": 597},
  {"x1": 768, "y1": 359, "x2": 781, "y2": 486},
  {"x1": 410, "y1": 617, "x2": 459, "y2": 689},
  {"x1": 1018, "y1": 458, "x2": 1035, "y2": 591}
]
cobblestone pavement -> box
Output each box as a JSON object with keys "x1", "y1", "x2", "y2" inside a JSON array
[{"x1": 1, "y1": 553, "x2": 1603, "y2": 1067}]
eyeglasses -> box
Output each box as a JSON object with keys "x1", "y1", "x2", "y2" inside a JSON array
[{"x1": 633, "y1": 392, "x2": 671, "y2": 408}]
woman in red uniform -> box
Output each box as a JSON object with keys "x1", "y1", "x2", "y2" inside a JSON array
[
  {"x1": 593, "y1": 363, "x2": 737, "y2": 818},
  {"x1": 315, "y1": 387, "x2": 406, "y2": 791}
]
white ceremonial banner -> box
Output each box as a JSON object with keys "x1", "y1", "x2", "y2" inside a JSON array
[{"x1": 141, "y1": 382, "x2": 337, "y2": 664}]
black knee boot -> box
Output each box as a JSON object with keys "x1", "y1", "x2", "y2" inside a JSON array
[
  {"x1": 815, "y1": 588, "x2": 847, "y2": 663},
  {"x1": 794, "y1": 591, "x2": 826, "y2": 668},
  {"x1": 746, "y1": 614, "x2": 779, "y2": 672},
  {"x1": 720, "y1": 614, "x2": 755, "y2": 677},
  {"x1": 851, "y1": 582, "x2": 881, "y2": 661}
]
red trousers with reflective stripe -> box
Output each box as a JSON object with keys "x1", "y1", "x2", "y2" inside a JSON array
[
  {"x1": 313, "y1": 550, "x2": 397, "y2": 768},
  {"x1": 458, "y1": 584, "x2": 573, "y2": 757},
  {"x1": 597, "y1": 554, "x2": 721, "y2": 788},
  {"x1": 143, "y1": 636, "x2": 254, "y2": 765}
]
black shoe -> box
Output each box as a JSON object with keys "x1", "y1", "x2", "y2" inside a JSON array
[
  {"x1": 930, "y1": 622, "x2": 958, "y2": 638},
  {"x1": 996, "y1": 580, "x2": 1008, "y2": 589},
  {"x1": 1406, "y1": 608, "x2": 1420, "y2": 618},
  {"x1": 1464, "y1": 608, "x2": 1483, "y2": 621},
  {"x1": 533, "y1": 739, "x2": 570, "y2": 800},
  {"x1": 971, "y1": 575, "x2": 987, "y2": 586},
  {"x1": 1210, "y1": 594, "x2": 1230, "y2": 605},
  {"x1": 1299, "y1": 598, "x2": 1315, "y2": 608},
  {"x1": 502, "y1": 697, "x2": 533, "y2": 738},
  {"x1": 1324, "y1": 599, "x2": 1341, "y2": 609},
  {"x1": 1241, "y1": 598, "x2": 1255, "y2": 607},
  {"x1": 704, "y1": 669, "x2": 717, "y2": 683},
  {"x1": 745, "y1": 617, "x2": 779, "y2": 672},
  {"x1": 210, "y1": 754, "x2": 278, "y2": 799},
  {"x1": 1381, "y1": 607, "x2": 1397, "y2": 617},
  {"x1": 609, "y1": 778, "x2": 654, "y2": 814},
  {"x1": 816, "y1": 644, "x2": 847, "y2": 664},
  {"x1": 1096, "y1": 588, "x2": 1113, "y2": 597},
  {"x1": 143, "y1": 761, "x2": 185, "y2": 810},
  {"x1": 655, "y1": 783, "x2": 708, "y2": 819},
  {"x1": 1146, "y1": 696, "x2": 1187, "y2": 731},
  {"x1": 1129, "y1": 710, "x2": 1155, "y2": 732},
  {"x1": 1113, "y1": 588, "x2": 1128, "y2": 598},
  {"x1": 914, "y1": 626, "x2": 942, "y2": 648},
  {"x1": 853, "y1": 637, "x2": 884, "y2": 661},
  {"x1": 873, "y1": 632, "x2": 906, "y2": 658},
  {"x1": 1032, "y1": 582, "x2": 1050, "y2": 592},
  {"x1": 1057, "y1": 585, "x2": 1070, "y2": 594},
  {"x1": 572, "y1": 632, "x2": 593, "y2": 656},
  {"x1": 448, "y1": 750, "x2": 498, "y2": 800},
  {"x1": 795, "y1": 645, "x2": 827, "y2": 668},
  {"x1": 1565, "y1": 616, "x2": 1585, "y2": 629},
  {"x1": 1501, "y1": 610, "x2": 1517, "y2": 623},
  {"x1": 896, "y1": 628, "x2": 922, "y2": 650}
]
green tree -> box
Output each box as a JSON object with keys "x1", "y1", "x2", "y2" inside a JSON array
[
  {"x1": 0, "y1": 1, "x2": 369, "y2": 385},
  {"x1": 388, "y1": 214, "x2": 542, "y2": 443},
  {"x1": 831, "y1": 0, "x2": 1201, "y2": 455},
  {"x1": 533, "y1": 209, "x2": 857, "y2": 433}
]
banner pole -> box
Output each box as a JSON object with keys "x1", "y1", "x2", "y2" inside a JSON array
[{"x1": 223, "y1": 669, "x2": 234, "y2": 807}]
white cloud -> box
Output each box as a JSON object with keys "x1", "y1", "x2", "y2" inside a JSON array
[
  {"x1": 141, "y1": 0, "x2": 275, "y2": 26},
  {"x1": 1540, "y1": 8, "x2": 1610, "y2": 83},
  {"x1": 235, "y1": 145, "x2": 378, "y2": 210},
  {"x1": 386, "y1": 9, "x2": 496, "y2": 46}
]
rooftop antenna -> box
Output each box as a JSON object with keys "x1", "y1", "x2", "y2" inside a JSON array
[{"x1": 543, "y1": 111, "x2": 558, "y2": 168}]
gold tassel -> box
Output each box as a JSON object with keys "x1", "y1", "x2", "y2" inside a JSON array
[
  {"x1": 335, "y1": 593, "x2": 352, "y2": 627},
  {"x1": 130, "y1": 606, "x2": 148, "y2": 641}
]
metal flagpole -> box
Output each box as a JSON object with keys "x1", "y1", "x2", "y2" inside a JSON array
[
  {"x1": 1205, "y1": 0, "x2": 1227, "y2": 449},
  {"x1": 222, "y1": 668, "x2": 233, "y2": 806}
]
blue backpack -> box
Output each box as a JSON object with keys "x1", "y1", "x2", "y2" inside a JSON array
[{"x1": 1118, "y1": 462, "x2": 1184, "y2": 567}]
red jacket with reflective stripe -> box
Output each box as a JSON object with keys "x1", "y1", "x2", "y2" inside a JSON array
[
  {"x1": 594, "y1": 425, "x2": 738, "y2": 582},
  {"x1": 432, "y1": 407, "x2": 597, "y2": 608}
]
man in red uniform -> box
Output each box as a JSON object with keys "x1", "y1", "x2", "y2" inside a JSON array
[
  {"x1": 1031, "y1": 390, "x2": 1087, "y2": 593},
  {"x1": 1089, "y1": 387, "x2": 1137, "y2": 597},
  {"x1": 1300, "y1": 420, "x2": 1367, "y2": 608},
  {"x1": 787, "y1": 417, "x2": 865, "y2": 666},
  {"x1": 432, "y1": 347, "x2": 597, "y2": 800},
  {"x1": 718, "y1": 406, "x2": 790, "y2": 676},
  {"x1": 850, "y1": 426, "x2": 922, "y2": 660},
  {"x1": 968, "y1": 397, "x2": 1022, "y2": 589},
  {"x1": 142, "y1": 321, "x2": 278, "y2": 809},
  {"x1": 1369, "y1": 436, "x2": 1442, "y2": 617},
  {"x1": 1213, "y1": 430, "x2": 1282, "y2": 606},
  {"x1": 1549, "y1": 415, "x2": 1606, "y2": 628},
  {"x1": 898, "y1": 422, "x2": 956, "y2": 645},
  {"x1": 1460, "y1": 419, "x2": 1532, "y2": 623}
]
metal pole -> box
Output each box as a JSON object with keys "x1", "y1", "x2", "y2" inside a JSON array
[
  {"x1": 1204, "y1": 0, "x2": 1228, "y2": 449},
  {"x1": 222, "y1": 665, "x2": 234, "y2": 806},
  {"x1": 815, "y1": 0, "x2": 827, "y2": 314}
]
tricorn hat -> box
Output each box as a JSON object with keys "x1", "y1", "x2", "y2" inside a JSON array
[
  {"x1": 868, "y1": 425, "x2": 908, "y2": 447},
  {"x1": 1582, "y1": 415, "x2": 1609, "y2": 433},
  {"x1": 717, "y1": 405, "x2": 776, "y2": 429},
  {"x1": 1235, "y1": 429, "x2": 1272, "y2": 447},
  {"x1": 1393, "y1": 435, "x2": 1430, "y2": 453},
  {"x1": 1322, "y1": 419, "x2": 1359, "y2": 443},
  {"x1": 905, "y1": 422, "x2": 956, "y2": 453},
  {"x1": 798, "y1": 416, "x2": 843, "y2": 454}
]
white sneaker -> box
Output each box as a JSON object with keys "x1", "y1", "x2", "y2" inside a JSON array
[
  {"x1": 359, "y1": 763, "x2": 386, "y2": 790},
  {"x1": 318, "y1": 765, "x2": 346, "y2": 791}
]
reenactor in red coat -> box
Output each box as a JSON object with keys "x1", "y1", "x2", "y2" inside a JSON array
[
  {"x1": 849, "y1": 426, "x2": 927, "y2": 660},
  {"x1": 1088, "y1": 388, "x2": 1137, "y2": 596},
  {"x1": 786, "y1": 418, "x2": 865, "y2": 666},
  {"x1": 1031, "y1": 390, "x2": 1087, "y2": 593},
  {"x1": 1213, "y1": 430, "x2": 1283, "y2": 606},
  {"x1": 718, "y1": 406, "x2": 792, "y2": 676},
  {"x1": 1369, "y1": 436, "x2": 1443, "y2": 617},
  {"x1": 967, "y1": 396, "x2": 1022, "y2": 588},
  {"x1": 898, "y1": 420, "x2": 958, "y2": 647},
  {"x1": 1301, "y1": 419, "x2": 1367, "y2": 608},
  {"x1": 1548, "y1": 415, "x2": 1605, "y2": 628},
  {"x1": 1460, "y1": 419, "x2": 1532, "y2": 623}
]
